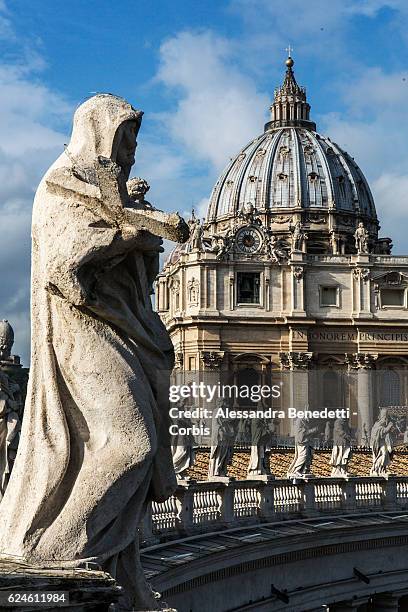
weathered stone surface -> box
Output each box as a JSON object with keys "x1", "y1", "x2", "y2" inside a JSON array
[
  {"x1": 0, "y1": 94, "x2": 188, "y2": 611},
  {"x1": 0, "y1": 370, "x2": 22, "y2": 500},
  {"x1": 0, "y1": 557, "x2": 121, "y2": 610},
  {"x1": 370, "y1": 408, "x2": 394, "y2": 476}
]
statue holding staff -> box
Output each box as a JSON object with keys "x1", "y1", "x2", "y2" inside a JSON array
[{"x1": 0, "y1": 94, "x2": 189, "y2": 611}]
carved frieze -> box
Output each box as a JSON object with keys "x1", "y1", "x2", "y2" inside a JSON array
[
  {"x1": 344, "y1": 353, "x2": 378, "y2": 370},
  {"x1": 279, "y1": 351, "x2": 314, "y2": 370},
  {"x1": 352, "y1": 268, "x2": 370, "y2": 282},
  {"x1": 272, "y1": 215, "x2": 293, "y2": 224},
  {"x1": 201, "y1": 351, "x2": 224, "y2": 369}
]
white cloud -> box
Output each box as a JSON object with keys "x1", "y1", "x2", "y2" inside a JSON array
[
  {"x1": 195, "y1": 197, "x2": 209, "y2": 221},
  {"x1": 341, "y1": 67, "x2": 408, "y2": 115},
  {"x1": 0, "y1": 65, "x2": 69, "y2": 364},
  {"x1": 372, "y1": 173, "x2": 408, "y2": 251},
  {"x1": 319, "y1": 65, "x2": 408, "y2": 253},
  {"x1": 156, "y1": 30, "x2": 269, "y2": 170}
]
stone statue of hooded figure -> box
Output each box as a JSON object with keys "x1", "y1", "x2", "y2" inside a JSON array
[{"x1": 0, "y1": 94, "x2": 189, "y2": 611}]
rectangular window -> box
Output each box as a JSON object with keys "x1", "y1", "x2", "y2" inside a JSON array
[
  {"x1": 320, "y1": 286, "x2": 339, "y2": 307},
  {"x1": 237, "y1": 272, "x2": 260, "y2": 304},
  {"x1": 381, "y1": 288, "x2": 405, "y2": 307}
]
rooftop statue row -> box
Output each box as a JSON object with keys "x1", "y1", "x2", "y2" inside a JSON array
[{"x1": 170, "y1": 405, "x2": 397, "y2": 481}]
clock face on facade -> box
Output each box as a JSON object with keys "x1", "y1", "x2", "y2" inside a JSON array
[{"x1": 235, "y1": 226, "x2": 263, "y2": 254}]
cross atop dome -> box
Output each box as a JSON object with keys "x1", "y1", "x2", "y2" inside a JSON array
[
  {"x1": 264, "y1": 52, "x2": 316, "y2": 132},
  {"x1": 285, "y1": 44, "x2": 294, "y2": 66}
]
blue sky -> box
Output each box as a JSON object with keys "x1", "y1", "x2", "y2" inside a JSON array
[{"x1": 1, "y1": 0, "x2": 408, "y2": 363}]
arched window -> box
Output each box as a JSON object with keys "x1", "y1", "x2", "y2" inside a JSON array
[{"x1": 380, "y1": 370, "x2": 401, "y2": 406}]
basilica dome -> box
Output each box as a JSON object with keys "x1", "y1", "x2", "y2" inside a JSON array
[
  {"x1": 205, "y1": 56, "x2": 381, "y2": 254},
  {"x1": 206, "y1": 126, "x2": 376, "y2": 222}
]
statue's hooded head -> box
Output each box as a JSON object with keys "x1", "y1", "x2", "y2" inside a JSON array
[
  {"x1": 379, "y1": 407, "x2": 389, "y2": 424},
  {"x1": 67, "y1": 94, "x2": 143, "y2": 180}
]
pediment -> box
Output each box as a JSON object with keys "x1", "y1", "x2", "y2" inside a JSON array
[{"x1": 371, "y1": 271, "x2": 408, "y2": 287}]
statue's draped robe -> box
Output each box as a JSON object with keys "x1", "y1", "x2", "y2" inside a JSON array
[
  {"x1": 0, "y1": 96, "x2": 176, "y2": 609},
  {"x1": 330, "y1": 420, "x2": 351, "y2": 476},
  {"x1": 248, "y1": 417, "x2": 272, "y2": 476},
  {"x1": 171, "y1": 417, "x2": 195, "y2": 477},
  {"x1": 287, "y1": 420, "x2": 313, "y2": 476},
  {"x1": 209, "y1": 415, "x2": 234, "y2": 477},
  {"x1": 370, "y1": 421, "x2": 393, "y2": 476}
]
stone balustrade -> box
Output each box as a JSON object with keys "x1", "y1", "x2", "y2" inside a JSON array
[{"x1": 140, "y1": 476, "x2": 408, "y2": 546}]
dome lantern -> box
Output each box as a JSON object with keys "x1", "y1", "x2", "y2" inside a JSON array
[{"x1": 265, "y1": 52, "x2": 316, "y2": 132}]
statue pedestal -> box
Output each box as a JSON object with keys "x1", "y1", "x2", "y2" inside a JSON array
[
  {"x1": 175, "y1": 477, "x2": 196, "y2": 485},
  {"x1": 247, "y1": 474, "x2": 275, "y2": 482},
  {"x1": 288, "y1": 473, "x2": 314, "y2": 482},
  {"x1": 208, "y1": 476, "x2": 234, "y2": 483},
  {"x1": 0, "y1": 558, "x2": 122, "y2": 611}
]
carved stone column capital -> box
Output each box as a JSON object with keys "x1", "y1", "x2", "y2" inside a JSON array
[
  {"x1": 352, "y1": 267, "x2": 370, "y2": 282},
  {"x1": 345, "y1": 352, "x2": 378, "y2": 370},
  {"x1": 201, "y1": 351, "x2": 224, "y2": 369},
  {"x1": 279, "y1": 351, "x2": 314, "y2": 370}
]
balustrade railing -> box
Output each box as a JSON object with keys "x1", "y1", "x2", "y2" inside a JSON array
[{"x1": 140, "y1": 476, "x2": 408, "y2": 546}]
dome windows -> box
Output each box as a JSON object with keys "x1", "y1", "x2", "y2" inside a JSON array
[
  {"x1": 304, "y1": 144, "x2": 315, "y2": 156},
  {"x1": 279, "y1": 145, "x2": 290, "y2": 159},
  {"x1": 206, "y1": 128, "x2": 377, "y2": 234}
]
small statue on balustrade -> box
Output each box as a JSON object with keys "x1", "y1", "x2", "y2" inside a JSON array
[
  {"x1": 171, "y1": 402, "x2": 195, "y2": 480},
  {"x1": 370, "y1": 408, "x2": 394, "y2": 476},
  {"x1": 361, "y1": 423, "x2": 370, "y2": 448},
  {"x1": 330, "y1": 418, "x2": 352, "y2": 477},
  {"x1": 287, "y1": 413, "x2": 318, "y2": 478},
  {"x1": 0, "y1": 371, "x2": 22, "y2": 500},
  {"x1": 324, "y1": 420, "x2": 332, "y2": 446},
  {"x1": 189, "y1": 216, "x2": 204, "y2": 252},
  {"x1": 247, "y1": 409, "x2": 275, "y2": 478},
  {"x1": 354, "y1": 221, "x2": 370, "y2": 254},
  {"x1": 290, "y1": 221, "x2": 307, "y2": 252},
  {"x1": 208, "y1": 400, "x2": 236, "y2": 479}
]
